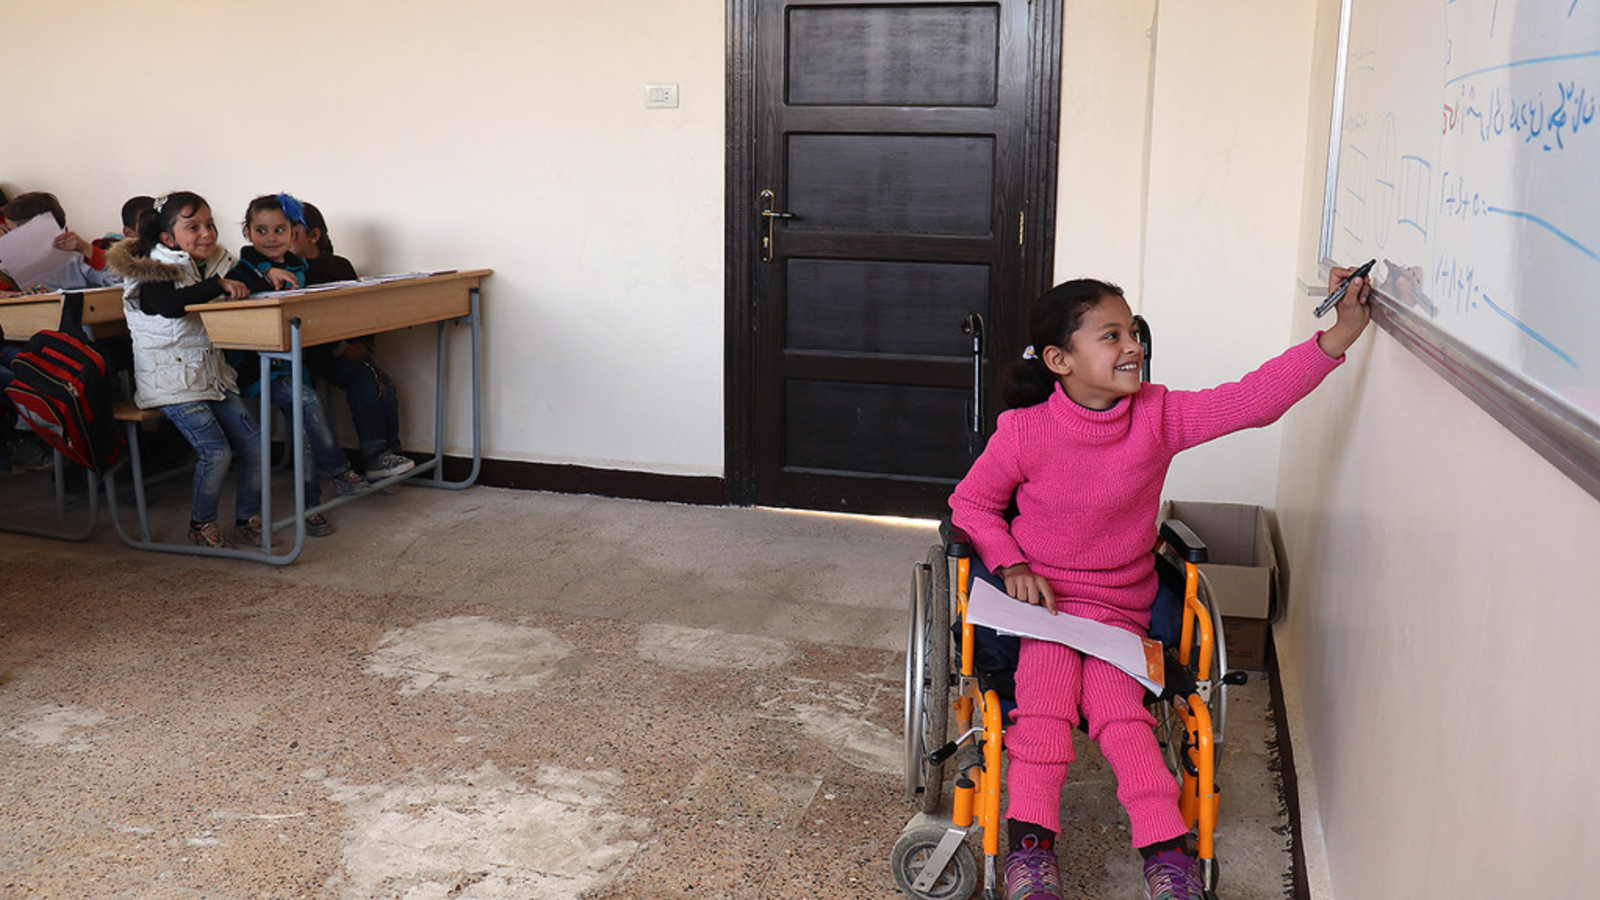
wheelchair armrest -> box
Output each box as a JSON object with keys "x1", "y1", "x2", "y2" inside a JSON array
[
  {"x1": 939, "y1": 519, "x2": 972, "y2": 558},
  {"x1": 1159, "y1": 518, "x2": 1208, "y2": 564}
]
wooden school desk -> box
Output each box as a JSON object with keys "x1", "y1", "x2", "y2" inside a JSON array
[
  {"x1": 0, "y1": 287, "x2": 126, "y2": 541},
  {"x1": 104, "y1": 270, "x2": 489, "y2": 564},
  {"x1": 0, "y1": 286, "x2": 126, "y2": 340}
]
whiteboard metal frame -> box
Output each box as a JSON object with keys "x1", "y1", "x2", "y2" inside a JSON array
[{"x1": 1318, "y1": 0, "x2": 1600, "y2": 503}]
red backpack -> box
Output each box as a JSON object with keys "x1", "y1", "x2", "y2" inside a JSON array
[{"x1": 3, "y1": 292, "x2": 124, "y2": 474}]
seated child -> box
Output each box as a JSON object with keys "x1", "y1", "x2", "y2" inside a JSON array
[
  {"x1": 226, "y1": 193, "x2": 368, "y2": 537},
  {"x1": 1, "y1": 191, "x2": 121, "y2": 291},
  {"x1": 106, "y1": 191, "x2": 263, "y2": 549},
  {"x1": 949, "y1": 269, "x2": 1371, "y2": 900},
  {"x1": 1, "y1": 191, "x2": 122, "y2": 470},
  {"x1": 291, "y1": 200, "x2": 414, "y2": 481},
  {"x1": 94, "y1": 195, "x2": 157, "y2": 252}
]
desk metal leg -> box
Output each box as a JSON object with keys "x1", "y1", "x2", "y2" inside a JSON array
[
  {"x1": 99, "y1": 282, "x2": 483, "y2": 563},
  {"x1": 0, "y1": 450, "x2": 102, "y2": 542},
  {"x1": 127, "y1": 421, "x2": 152, "y2": 542},
  {"x1": 257, "y1": 320, "x2": 309, "y2": 562},
  {"x1": 104, "y1": 342, "x2": 305, "y2": 565},
  {"x1": 412, "y1": 286, "x2": 482, "y2": 491}
]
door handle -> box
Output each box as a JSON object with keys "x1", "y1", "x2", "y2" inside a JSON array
[{"x1": 758, "y1": 189, "x2": 795, "y2": 264}]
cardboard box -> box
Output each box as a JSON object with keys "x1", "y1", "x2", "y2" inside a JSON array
[
  {"x1": 1160, "y1": 500, "x2": 1279, "y2": 669},
  {"x1": 1221, "y1": 618, "x2": 1269, "y2": 670}
]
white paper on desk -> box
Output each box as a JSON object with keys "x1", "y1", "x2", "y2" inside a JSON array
[
  {"x1": 361, "y1": 270, "x2": 455, "y2": 284},
  {"x1": 0, "y1": 215, "x2": 78, "y2": 288},
  {"x1": 965, "y1": 576, "x2": 1166, "y2": 694}
]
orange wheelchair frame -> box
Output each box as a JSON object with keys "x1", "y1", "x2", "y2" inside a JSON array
[{"x1": 895, "y1": 519, "x2": 1239, "y2": 900}]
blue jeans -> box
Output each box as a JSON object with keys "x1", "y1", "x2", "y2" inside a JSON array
[
  {"x1": 265, "y1": 376, "x2": 351, "y2": 506},
  {"x1": 161, "y1": 391, "x2": 262, "y2": 525},
  {"x1": 323, "y1": 355, "x2": 401, "y2": 461}
]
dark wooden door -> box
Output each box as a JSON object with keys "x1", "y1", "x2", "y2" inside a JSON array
[{"x1": 730, "y1": 0, "x2": 1054, "y2": 517}]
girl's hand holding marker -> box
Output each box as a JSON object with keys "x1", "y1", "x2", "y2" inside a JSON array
[{"x1": 1317, "y1": 260, "x2": 1373, "y2": 359}]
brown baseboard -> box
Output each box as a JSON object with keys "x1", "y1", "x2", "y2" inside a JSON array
[
  {"x1": 434, "y1": 455, "x2": 728, "y2": 505},
  {"x1": 1266, "y1": 627, "x2": 1310, "y2": 900}
]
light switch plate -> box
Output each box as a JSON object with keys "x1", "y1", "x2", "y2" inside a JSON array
[{"x1": 645, "y1": 83, "x2": 679, "y2": 109}]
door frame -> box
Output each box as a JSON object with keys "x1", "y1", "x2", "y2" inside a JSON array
[{"x1": 724, "y1": 0, "x2": 1064, "y2": 507}]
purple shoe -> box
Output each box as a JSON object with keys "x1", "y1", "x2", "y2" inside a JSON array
[
  {"x1": 1142, "y1": 848, "x2": 1203, "y2": 900},
  {"x1": 1003, "y1": 835, "x2": 1064, "y2": 900}
]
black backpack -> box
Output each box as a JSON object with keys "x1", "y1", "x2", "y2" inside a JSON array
[{"x1": 3, "y1": 292, "x2": 124, "y2": 474}]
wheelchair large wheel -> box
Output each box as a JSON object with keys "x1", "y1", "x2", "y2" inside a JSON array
[
  {"x1": 903, "y1": 546, "x2": 951, "y2": 813},
  {"x1": 891, "y1": 823, "x2": 977, "y2": 900}
]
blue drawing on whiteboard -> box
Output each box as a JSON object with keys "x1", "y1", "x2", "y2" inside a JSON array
[
  {"x1": 1444, "y1": 50, "x2": 1600, "y2": 88},
  {"x1": 1486, "y1": 206, "x2": 1600, "y2": 267},
  {"x1": 1398, "y1": 155, "x2": 1432, "y2": 236},
  {"x1": 1341, "y1": 144, "x2": 1369, "y2": 245},
  {"x1": 1480, "y1": 292, "x2": 1579, "y2": 368},
  {"x1": 1373, "y1": 115, "x2": 1399, "y2": 248},
  {"x1": 1444, "y1": 78, "x2": 1599, "y2": 151}
]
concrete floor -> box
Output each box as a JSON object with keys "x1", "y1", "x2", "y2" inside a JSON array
[{"x1": 0, "y1": 472, "x2": 1293, "y2": 899}]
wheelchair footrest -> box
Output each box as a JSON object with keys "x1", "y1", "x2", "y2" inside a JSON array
[{"x1": 910, "y1": 824, "x2": 971, "y2": 895}]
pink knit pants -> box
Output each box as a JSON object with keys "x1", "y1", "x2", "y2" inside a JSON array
[{"x1": 1003, "y1": 637, "x2": 1188, "y2": 848}]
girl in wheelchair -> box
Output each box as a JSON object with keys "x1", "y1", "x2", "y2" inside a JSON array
[{"x1": 948, "y1": 271, "x2": 1370, "y2": 900}]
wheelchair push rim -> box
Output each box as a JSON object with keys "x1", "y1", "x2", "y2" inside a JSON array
[{"x1": 903, "y1": 545, "x2": 951, "y2": 813}]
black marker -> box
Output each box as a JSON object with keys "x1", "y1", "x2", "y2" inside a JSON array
[{"x1": 1316, "y1": 259, "x2": 1375, "y2": 318}]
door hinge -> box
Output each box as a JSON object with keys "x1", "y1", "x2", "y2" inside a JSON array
[{"x1": 1018, "y1": 210, "x2": 1025, "y2": 247}]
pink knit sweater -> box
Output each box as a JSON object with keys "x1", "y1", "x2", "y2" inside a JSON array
[{"x1": 950, "y1": 336, "x2": 1342, "y2": 633}]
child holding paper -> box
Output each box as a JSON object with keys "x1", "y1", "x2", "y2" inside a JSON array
[
  {"x1": 0, "y1": 192, "x2": 121, "y2": 470},
  {"x1": 0, "y1": 191, "x2": 120, "y2": 291},
  {"x1": 948, "y1": 268, "x2": 1372, "y2": 900}
]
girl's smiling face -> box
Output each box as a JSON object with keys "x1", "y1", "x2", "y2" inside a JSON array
[
  {"x1": 1043, "y1": 294, "x2": 1144, "y2": 410},
  {"x1": 246, "y1": 209, "x2": 298, "y2": 263},
  {"x1": 160, "y1": 203, "x2": 221, "y2": 261}
]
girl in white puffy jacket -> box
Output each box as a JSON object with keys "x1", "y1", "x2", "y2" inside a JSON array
[{"x1": 107, "y1": 191, "x2": 263, "y2": 549}]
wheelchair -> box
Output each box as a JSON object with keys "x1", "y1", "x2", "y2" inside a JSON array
[{"x1": 894, "y1": 515, "x2": 1245, "y2": 900}]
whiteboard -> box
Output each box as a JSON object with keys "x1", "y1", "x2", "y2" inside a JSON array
[{"x1": 1323, "y1": 0, "x2": 1600, "y2": 499}]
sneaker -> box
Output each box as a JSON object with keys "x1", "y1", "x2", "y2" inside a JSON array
[
  {"x1": 9, "y1": 433, "x2": 53, "y2": 472},
  {"x1": 235, "y1": 514, "x2": 263, "y2": 546},
  {"x1": 1003, "y1": 835, "x2": 1064, "y2": 900},
  {"x1": 1142, "y1": 849, "x2": 1203, "y2": 900},
  {"x1": 329, "y1": 468, "x2": 371, "y2": 496},
  {"x1": 365, "y1": 450, "x2": 415, "y2": 480},
  {"x1": 189, "y1": 520, "x2": 232, "y2": 549},
  {"x1": 304, "y1": 513, "x2": 333, "y2": 537}
]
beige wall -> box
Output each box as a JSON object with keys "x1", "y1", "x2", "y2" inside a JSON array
[
  {"x1": 1, "y1": 0, "x2": 727, "y2": 477},
  {"x1": 1273, "y1": 1, "x2": 1600, "y2": 897},
  {"x1": 1058, "y1": 0, "x2": 1322, "y2": 508},
  {"x1": 9, "y1": 4, "x2": 1598, "y2": 894},
  {"x1": 3, "y1": 0, "x2": 1309, "y2": 499},
  {"x1": 1276, "y1": 329, "x2": 1600, "y2": 898}
]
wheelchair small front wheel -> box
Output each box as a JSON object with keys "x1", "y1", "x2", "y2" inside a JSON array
[{"x1": 891, "y1": 823, "x2": 977, "y2": 900}]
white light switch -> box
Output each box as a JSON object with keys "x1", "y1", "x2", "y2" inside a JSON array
[{"x1": 645, "y1": 83, "x2": 679, "y2": 109}]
